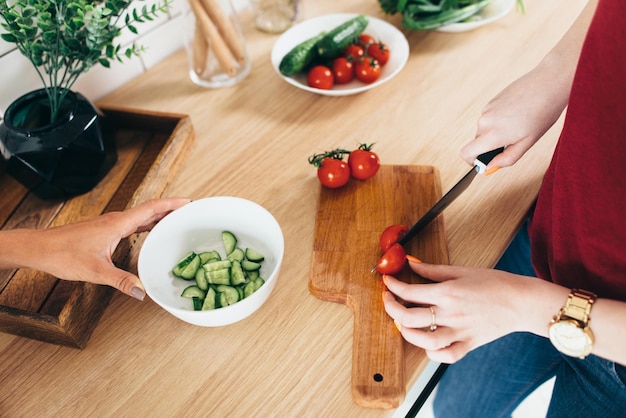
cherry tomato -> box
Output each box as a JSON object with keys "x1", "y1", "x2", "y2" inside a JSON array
[
  {"x1": 317, "y1": 158, "x2": 350, "y2": 189},
  {"x1": 367, "y1": 42, "x2": 390, "y2": 66},
  {"x1": 348, "y1": 144, "x2": 380, "y2": 180},
  {"x1": 354, "y1": 57, "x2": 381, "y2": 84},
  {"x1": 375, "y1": 243, "x2": 406, "y2": 275},
  {"x1": 358, "y1": 33, "x2": 376, "y2": 47},
  {"x1": 344, "y1": 44, "x2": 364, "y2": 60},
  {"x1": 379, "y1": 224, "x2": 409, "y2": 252},
  {"x1": 331, "y1": 57, "x2": 354, "y2": 85},
  {"x1": 307, "y1": 65, "x2": 334, "y2": 90}
]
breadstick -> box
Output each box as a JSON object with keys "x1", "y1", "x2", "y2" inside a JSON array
[
  {"x1": 189, "y1": 0, "x2": 236, "y2": 76},
  {"x1": 199, "y1": 0, "x2": 246, "y2": 64},
  {"x1": 192, "y1": 24, "x2": 208, "y2": 76}
]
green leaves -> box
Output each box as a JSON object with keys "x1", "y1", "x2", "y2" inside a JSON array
[
  {"x1": 0, "y1": 0, "x2": 171, "y2": 123},
  {"x1": 379, "y1": 0, "x2": 525, "y2": 31}
]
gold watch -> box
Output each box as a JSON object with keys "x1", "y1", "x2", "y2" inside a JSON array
[{"x1": 548, "y1": 289, "x2": 597, "y2": 359}]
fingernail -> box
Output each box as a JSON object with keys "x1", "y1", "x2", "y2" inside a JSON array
[
  {"x1": 485, "y1": 166, "x2": 500, "y2": 176},
  {"x1": 393, "y1": 320, "x2": 402, "y2": 332},
  {"x1": 130, "y1": 286, "x2": 145, "y2": 301},
  {"x1": 406, "y1": 254, "x2": 422, "y2": 264}
]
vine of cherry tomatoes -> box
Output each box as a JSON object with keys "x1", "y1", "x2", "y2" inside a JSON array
[
  {"x1": 308, "y1": 143, "x2": 380, "y2": 189},
  {"x1": 306, "y1": 34, "x2": 391, "y2": 90}
]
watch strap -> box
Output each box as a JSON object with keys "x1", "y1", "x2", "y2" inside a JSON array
[{"x1": 562, "y1": 288, "x2": 597, "y2": 324}]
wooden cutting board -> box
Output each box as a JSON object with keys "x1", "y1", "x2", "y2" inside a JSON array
[{"x1": 309, "y1": 165, "x2": 450, "y2": 409}]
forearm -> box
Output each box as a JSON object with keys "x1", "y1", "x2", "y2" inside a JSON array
[
  {"x1": 534, "y1": 0, "x2": 598, "y2": 109},
  {"x1": 0, "y1": 229, "x2": 44, "y2": 271}
]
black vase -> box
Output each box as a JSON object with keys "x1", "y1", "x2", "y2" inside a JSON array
[{"x1": 0, "y1": 88, "x2": 117, "y2": 199}]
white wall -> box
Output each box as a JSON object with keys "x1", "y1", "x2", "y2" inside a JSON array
[{"x1": 0, "y1": 0, "x2": 250, "y2": 118}]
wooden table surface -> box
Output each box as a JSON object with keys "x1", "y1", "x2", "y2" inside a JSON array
[{"x1": 0, "y1": 0, "x2": 587, "y2": 416}]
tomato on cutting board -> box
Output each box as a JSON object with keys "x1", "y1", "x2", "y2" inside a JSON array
[
  {"x1": 379, "y1": 224, "x2": 409, "y2": 252},
  {"x1": 375, "y1": 243, "x2": 406, "y2": 275}
]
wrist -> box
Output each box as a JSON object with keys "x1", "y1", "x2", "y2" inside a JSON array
[
  {"x1": 548, "y1": 289, "x2": 597, "y2": 358},
  {"x1": 514, "y1": 277, "x2": 570, "y2": 336}
]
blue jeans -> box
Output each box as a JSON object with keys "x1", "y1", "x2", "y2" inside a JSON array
[{"x1": 432, "y1": 221, "x2": 626, "y2": 418}]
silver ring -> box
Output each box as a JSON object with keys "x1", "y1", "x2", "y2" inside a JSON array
[{"x1": 429, "y1": 306, "x2": 437, "y2": 332}]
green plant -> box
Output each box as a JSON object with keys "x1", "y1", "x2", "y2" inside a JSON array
[{"x1": 0, "y1": 0, "x2": 171, "y2": 123}]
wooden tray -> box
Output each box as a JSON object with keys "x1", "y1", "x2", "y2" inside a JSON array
[
  {"x1": 309, "y1": 165, "x2": 450, "y2": 409},
  {"x1": 0, "y1": 106, "x2": 195, "y2": 348}
]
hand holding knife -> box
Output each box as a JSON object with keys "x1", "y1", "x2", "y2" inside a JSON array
[{"x1": 374, "y1": 147, "x2": 505, "y2": 274}]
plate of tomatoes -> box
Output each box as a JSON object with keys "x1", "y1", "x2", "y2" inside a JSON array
[{"x1": 271, "y1": 13, "x2": 410, "y2": 96}]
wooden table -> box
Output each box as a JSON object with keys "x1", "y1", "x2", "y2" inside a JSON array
[{"x1": 0, "y1": 0, "x2": 587, "y2": 416}]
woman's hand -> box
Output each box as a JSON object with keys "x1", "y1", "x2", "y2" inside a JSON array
[
  {"x1": 382, "y1": 260, "x2": 567, "y2": 363},
  {"x1": 460, "y1": 67, "x2": 570, "y2": 171},
  {"x1": 460, "y1": 0, "x2": 597, "y2": 170},
  {"x1": 2, "y1": 197, "x2": 191, "y2": 301}
]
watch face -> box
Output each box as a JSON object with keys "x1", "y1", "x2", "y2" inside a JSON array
[{"x1": 549, "y1": 320, "x2": 593, "y2": 357}]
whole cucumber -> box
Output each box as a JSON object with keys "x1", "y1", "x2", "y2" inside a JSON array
[
  {"x1": 316, "y1": 15, "x2": 369, "y2": 59},
  {"x1": 279, "y1": 32, "x2": 326, "y2": 76}
]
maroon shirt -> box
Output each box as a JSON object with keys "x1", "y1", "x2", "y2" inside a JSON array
[{"x1": 530, "y1": 0, "x2": 626, "y2": 300}]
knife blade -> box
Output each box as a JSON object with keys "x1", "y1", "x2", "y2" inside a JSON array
[{"x1": 396, "y1": 147, "x2": 504, "y2": 247}]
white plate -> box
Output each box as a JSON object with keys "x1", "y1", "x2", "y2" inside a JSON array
[
  {"x1": 271, "y1": 13, "x2": 409, "y2": 96},
  {"x1": 436, "y1": 0, "x2": 515, "y2": 33}
]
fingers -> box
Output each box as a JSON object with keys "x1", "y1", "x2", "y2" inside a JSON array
[
  {"x1": 116, "y1": 197, "x2": 192, "y2": 236},
  {"x1": 107, "y1": 266, "x2": 146, "y2": 301},
  {"x1": 387, "y1": 299, "x2": 472, "y2": 363},
  {"x1": 382, "y1": 290, "x2": 434, "y2": 328}
]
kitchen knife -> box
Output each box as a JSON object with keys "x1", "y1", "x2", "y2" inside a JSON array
[{"x1": 396, "y1": 147, "x2": 505, "y2": 247}]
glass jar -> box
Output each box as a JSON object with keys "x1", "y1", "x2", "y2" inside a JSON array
[
  {"x1": 251, "y1": 0, "x2": 299, "y2": 34},
  {"x1": 183, "y1": 0, "x2": 251, "y2": 88}
]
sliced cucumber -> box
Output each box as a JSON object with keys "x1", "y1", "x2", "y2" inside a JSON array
[
  {"x1": 203, "y1": 259, "x2": 232, "y2": 272},
  {"x1": 230, "y1": 260, "x2": 246, "y2": 285},
  {"x1": 202, "y1": 287, "x2": 217, "y2": 310},
  {"x1": 245, "y1": 248, "x2": 265, "y2": 262},
  {"x1": 243, "y1": 280, "x2": 256, "y2": 298},
  {"x1": 195, "y1": 266, "x2": 209, "y2": 290},
  {"x1": 243, "y1": 278, "x2": 265, "y2": 298},
  {"x1": 179, "y1": 254, "x2": 201, "y2": 280},
  {"x1": 199, "y1": 250, "x2": 221, "y2": 264},
  {"x1": 241, "y1": 259, "x2": 261, "y2": 272},
  {"x1": 222, "y1": 231, "x2": 237, "y2": 255},
  {"x1": 252, "y1": 277, "x2": 265, "y2": 291},
  {"x1": 172, "y1": 251, "x2": 196, "y2": 277},
  {"x1": 226, "y1": 247, "x2": 245, "y2": 263},
  {"x1": 181, "y1": 285, "x2": 206, "y2": 299},
  {"x1": 192, "y1": 297, "x2": 203, "y2": 311},
  {"x1": 216, "y1": 285, "x2": 240, "y2": 306},
  {"x1": 205, "y1": 268, "x2": 231, "y2": 285},
  {"x1": 171, "y1": 230, "x2": 268, "y2": 311},
  {"x1": 246, "y1": 270, "x2": 260, "y2": 281}
]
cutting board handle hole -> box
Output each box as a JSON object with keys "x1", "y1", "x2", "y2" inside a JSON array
[{"x1": 373, "y1": 373, "x2": 384, "y2": 382}]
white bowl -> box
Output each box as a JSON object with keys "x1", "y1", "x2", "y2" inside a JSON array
[
  {"x1": 436, "y1": 0, "x2": 515, "y2": 33},
  {"x1": 271, "y1": 13, "x2": 409, "y2": 96},
  {"x1": 138, "y1": 197, "x2": 284, "y2": 326}
]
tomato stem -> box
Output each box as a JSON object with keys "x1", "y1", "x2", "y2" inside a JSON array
[
  {"x1": 307, "y1": 148, "x2": 352, "y2": 167},
  {"x1": 357, "y1": 142, "x2": 376, "y2": 151}
]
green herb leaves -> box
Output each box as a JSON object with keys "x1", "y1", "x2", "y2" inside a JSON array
[{"x1": 0, "y1": 0, "x2": 171, "y2": 123}]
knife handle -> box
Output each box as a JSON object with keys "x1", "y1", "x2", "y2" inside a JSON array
[{"x1": 474, "y1": 147, "x2": 505, "y2": 174}]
